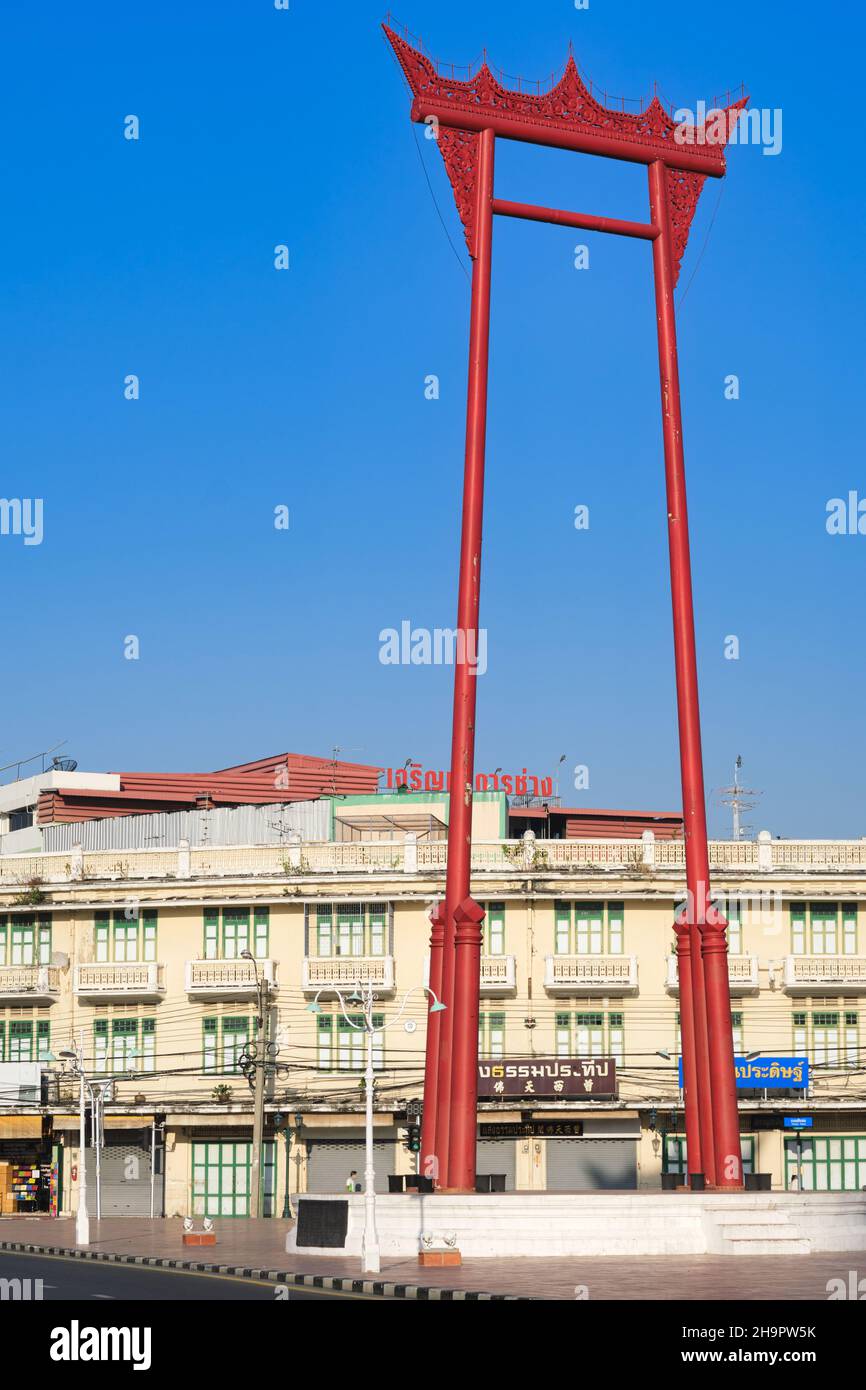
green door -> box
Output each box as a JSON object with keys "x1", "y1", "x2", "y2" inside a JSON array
[
  {"x1": 191, "y1": 1141, "x2": 276, "y2": 1217},
  {"x1": 785, "y1": 1135, "x2": 866, "y2": 1191}
]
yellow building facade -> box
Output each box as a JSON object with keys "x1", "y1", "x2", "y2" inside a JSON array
[{"x1": 1, "y1": 798, "x2": 865, "y2": 1216}]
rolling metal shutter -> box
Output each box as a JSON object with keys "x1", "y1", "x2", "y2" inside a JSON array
[
  {"x1": 476, "y1": 1139, "x2": 516, "y2": 1190},
  {"x1": 546, "y1": 1138, "x2": 637, "y2": 1191},
  {"x1": 305, "y1": 1139, "x2": 396, "y2": 1194},
  {"x1": 85, "y1": 1133, "x2": 155, "y2": 1216}
]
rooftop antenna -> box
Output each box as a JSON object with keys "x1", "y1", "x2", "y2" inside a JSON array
[
  {"x1": 718, "y1": 755, "x2": 762, "y2": 840},
  {"x1": 330, "y1": 745, "x2": 365, "y2": 798}
]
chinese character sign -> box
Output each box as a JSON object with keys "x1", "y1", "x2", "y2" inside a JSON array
[{"x1": 477, "y1": 1057, "x2": 617, "y2": 1098}]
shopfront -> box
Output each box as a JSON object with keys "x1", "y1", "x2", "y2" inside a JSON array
[
  {"x1": 303, "y1": 1131, "x2": 397, "y2": 1195},
  {"x1": 191, "y1": 1137, "x2": 276, "y2": 1217},
  {"x1": 784, "y1": 1134, "x2": 866, "y2": 1191},
  {"x1": 0, "y1": 1115, "x2": 57, "y2": 1213}
]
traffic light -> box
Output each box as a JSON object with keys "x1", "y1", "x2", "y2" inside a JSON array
[{"x1": 404, "y1": 1123, "x2": 421, "y2": 1154}]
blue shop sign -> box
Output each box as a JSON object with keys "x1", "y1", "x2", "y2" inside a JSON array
[
  {"x1": 677, "y1": 1055, "x2": 809, "y2": 1090},
  {"x1": 784, "y1": 1116, "x2": 813, "y2": 1129}
]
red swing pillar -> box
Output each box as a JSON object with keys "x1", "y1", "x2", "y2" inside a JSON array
[
  {"x1": 433, "y1": 126, "x2": 496, "y2": 1192},
  {"x1": 648, "y1": 158, "x2": 741, "y2": 1189}
]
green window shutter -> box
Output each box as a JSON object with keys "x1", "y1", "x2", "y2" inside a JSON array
[
  {"x1": 317, "y1": 1014, "x2": 332, "y2": 1070},
  {"x1": 607, "y1": 903, "x2": 624, "y2": 954},
  {"x1": 842, "y1": 905, "x2": 857, "y2": 955},
  {"x1": 223, "y1": 911, "x2": 250, "y2": 959},
  {"x1": 95, "y1": 915, "x2": 110, "y2": 962},
  {"x1": 254, "y1": 908, "x2": 269, "y2": 957},
  {"x1": 141, "y1": 1017, "x2": 156, "y2": 1071},
  {"x1": 810, "y1": 905, "x2": 837, "y2": 955},
  {"x1": 94, "y1": 1018, "x2": 109, "y2": 1071},
  {"x1": 791, "y1": 910, "x2": 806, "y2": 955},
  {"x1": 368, "y1": 906, "x2": 386, "y2": 956},
  {"x1": 38, "y1": 918, "x2": 51, "y2": 965},
  {"x1": 142, "y1": 910, "x2": 157, "y2": 962},
  {"x1": 0, "y1": 1021, "x2": 4, "y2": 1061},
  {"x1": 203, "y1": 1017, "x2": 218, "y2": 1072},
  {"x1": 486, "y1": 902, "x2": 505, "y2": 955},
  {"x1": 554, "y1": 901, "x2": 571, "y2": 955},
  {"x1": 0, "y1": 920, "x2": 6, "y2": 966},
  {"x1": 316, "y1": 906, "x2": 333, "y2": 957},
  {"x1": 204, "y1": 910, "x2": 219, "y2": 959},
  {"x1": 37, "y1": 1020, "x2": 50, "y2": 1061}
]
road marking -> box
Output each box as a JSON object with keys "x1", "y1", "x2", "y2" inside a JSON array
[{"x1": 92, "y1": 1294, "x2": 116, "y2": 1299}]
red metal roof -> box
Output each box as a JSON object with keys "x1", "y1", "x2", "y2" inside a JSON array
[
  {"x1": 36, "y1": 753, "x2": 382, "y2": 826},
  {"x1": 508, "y1": 805, "x2": 684, "y2": 840}
]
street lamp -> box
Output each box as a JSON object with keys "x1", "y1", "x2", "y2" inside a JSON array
[
  {"x1": 306, "y1": 982, "x2": 445, "y2": 1274},
  {"x1": 59, "y1": 1034, "x2": 89, "y2": 1246},
  {"x1": 273, "y1": 1110, "x2": 304, "y2": 1219}
]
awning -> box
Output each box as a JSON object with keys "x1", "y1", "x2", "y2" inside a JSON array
[
  {"x1": 166, "y1": 1112, "x2": 253, "y2": 1129},
  {"x1": 0, "y1": 1115, "x2": 43, "y2": 1139},
  {"x1": 52, "y1": 1114, "x2": 152, "y2": 1130}
]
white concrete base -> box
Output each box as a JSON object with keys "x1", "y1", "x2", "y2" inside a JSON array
[{"x1": 286, "y1": 1192, "x2": 866, "y2": 1259}]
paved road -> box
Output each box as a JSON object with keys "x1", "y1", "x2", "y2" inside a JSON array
[{"x1": 0, "y1": 1250, "x2": 382, "y2": 1301}]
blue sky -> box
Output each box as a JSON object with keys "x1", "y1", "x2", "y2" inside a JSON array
[{"x1": 1, "y1": 0, "x2": 862, "y2": 837}]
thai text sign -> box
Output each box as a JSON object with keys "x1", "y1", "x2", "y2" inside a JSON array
[
  {"x1": 478, "y1": 1057, "x2": 616, "y2": 1098},
  {"x1": 678, "y1": 1055, "x2": 809, "y2": 1090}
]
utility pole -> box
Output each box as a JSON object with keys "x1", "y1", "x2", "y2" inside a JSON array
[{"x1": 244, "y1": 952, "x2": 268, "y2": 1220}]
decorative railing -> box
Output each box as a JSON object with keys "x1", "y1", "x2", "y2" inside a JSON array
[
  {"x1": 480, "y1": 955, "x2": 517, "y2": 992},
  {"x1": 666, "y1": 953, "x2": 760, "y2": 994},
  {"x1": 302, "y1": 955, "x2": 395, "y2": 993},
  {"x1": 3, "y1": 836, "x2": 866, "y2": 885},
  {"x1": 544, "y1": 954, "x2": 638, "y2": 993},
  {"x1": 0, "y1": 965, "x2": 60, "y2": 999},
  {"x1": 782, "y1": 955, "x2": 866, "y2": 992},
  {"x1": 185, "y1": 958, "x2": 276, "y2": 996},
  {"x1": 74, "y1": 962, "x2": 164, "y2": 996}
]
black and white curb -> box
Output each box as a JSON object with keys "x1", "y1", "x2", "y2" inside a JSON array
[{"x1": 0, "y1": 1240, "x2": 526, "y2": 1300}]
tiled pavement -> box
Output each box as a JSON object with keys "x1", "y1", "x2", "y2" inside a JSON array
[{"x1": 0, "y1": 1215, "x2": 856, "y2": 1300}]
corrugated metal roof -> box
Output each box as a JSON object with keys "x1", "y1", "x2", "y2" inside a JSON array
[{"x1": 42, "y1": 800, "x2": 330, "y2": 853}]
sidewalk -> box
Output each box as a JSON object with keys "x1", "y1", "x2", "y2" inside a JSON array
[{"x1": 0, "y1": 1216, "x2": 853, "y2": 1300}]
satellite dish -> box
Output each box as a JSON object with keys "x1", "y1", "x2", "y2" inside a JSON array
[{"x1": 51, "y1": 757, "x2": 78, "y2": 772}]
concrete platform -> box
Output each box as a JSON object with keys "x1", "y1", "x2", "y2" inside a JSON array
[{"x1": 287, "y1": 1191, "x2": 866, "y2": 1259}]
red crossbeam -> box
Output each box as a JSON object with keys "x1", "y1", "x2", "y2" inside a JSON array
[{"x1": 493, "y1": 198, "x2": 659, "y2": 240}]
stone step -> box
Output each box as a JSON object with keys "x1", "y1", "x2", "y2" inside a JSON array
[
  {"x1": 723, "y1": 1238, "x2": 812, "y2": 1256},
  {"x1": 721, "y1": 1223, "x2": 800, "y2": 1239},
  {"x1": 712, "y1": 1210, "x2": 792, "y2": 1226}
]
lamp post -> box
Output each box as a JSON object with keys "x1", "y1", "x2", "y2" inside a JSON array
[
  {"x1": 240, "y1": 949, "x2": 268, "y2": 1219},
  {"x1": 59, "y1": 1032, "x2": 89, "y2": 1246},
  {"x1": 307, "y1": 982, "x2": 445, "y2": 1275},
  {"x1": 273, "y1": 1111, "x2": 303, "y2": 1220}
]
